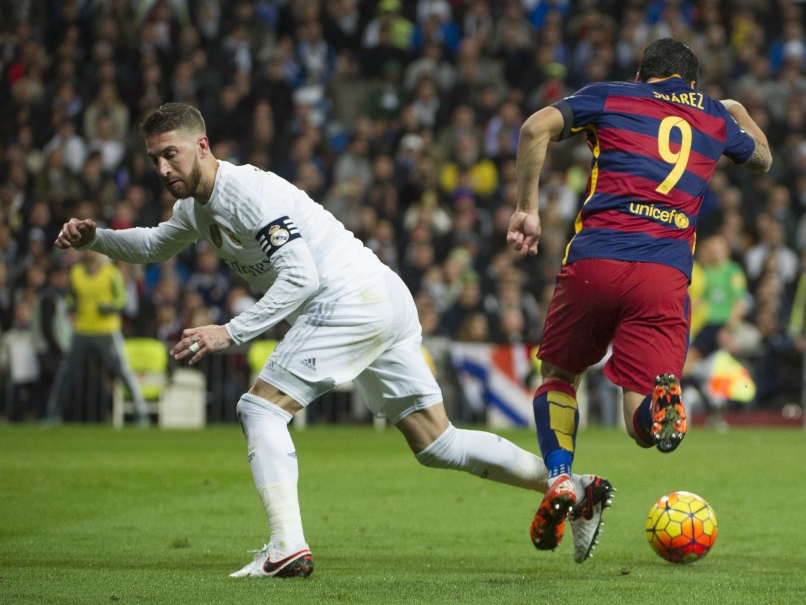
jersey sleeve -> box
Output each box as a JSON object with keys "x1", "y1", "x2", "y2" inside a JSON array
[
  {"x1": 225, "y1": 239, "x2": 320, "y2": 345},
  {"x1": 552, "y1": 82, "x2": 610, "y2": 140},
  {"x1": 225, "y1": 176, "x2": 321, "y2": 345},
  {"x1": 85, "y1": 200, "x2": 198, "y2": 263},
  {"x1": 720, "y1": 107, "x2": 756, "y2": 164},
  {"x1": 230, "y1": 171, "x2": 306, "y2": 263}
]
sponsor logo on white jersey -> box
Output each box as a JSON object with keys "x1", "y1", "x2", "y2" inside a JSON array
[{"x1": 220, "y1": 257, "x2": 272, "y2": 277}]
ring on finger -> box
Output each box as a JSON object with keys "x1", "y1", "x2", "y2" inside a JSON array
[{"x1": 189, "y1": 342, "x2": 201, "y2": 354}]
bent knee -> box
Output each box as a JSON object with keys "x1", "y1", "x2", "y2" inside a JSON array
[
  {"x1": 416, "y1": 450, "x2": 442, "y2": 468},
  {"x1": 416, "y1": 449, "x2": 460, "y2": 470},
  {"x1": 540, "y1": 362, "x2": 582, "y2": 390},
  {"x1": 414, "y1": 424, "x2": 458, "y2": 469},
  {"x1": 397, "y1": 404, "x2": 450, "y2": 454}
]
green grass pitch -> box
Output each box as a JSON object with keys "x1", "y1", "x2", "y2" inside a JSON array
[{"x1": 2, "y1": 425, "x2": 806, "y2": 605}]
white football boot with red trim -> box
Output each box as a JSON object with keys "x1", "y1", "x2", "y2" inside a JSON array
[
  {"x1": 230, "y1": 542, "x2": 313, "y2": 578},
  {"x1": 570, "y1": 475, "x2": 614, "y2": 563}
]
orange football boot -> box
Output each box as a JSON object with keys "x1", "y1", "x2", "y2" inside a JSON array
[
  {"x1": 530, "y1": 474, "x2": 577, "y2": 550},
  {"x1": 650, "y1": 374, "x2": 687, "y2": 453}
]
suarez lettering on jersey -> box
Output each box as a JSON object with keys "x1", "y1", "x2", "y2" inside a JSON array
[{"x1": 552, "y1": 78, "x2": 755, "y2": 279}]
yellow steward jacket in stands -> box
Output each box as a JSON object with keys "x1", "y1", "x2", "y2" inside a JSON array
[
  {"x1": 69, "y1": 261, "x2": 126, "y2": 335},
  {"x1": 688, "y1": 261, "x2": 709, "y2": 340}
]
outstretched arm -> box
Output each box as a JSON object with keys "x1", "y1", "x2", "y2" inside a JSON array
[
  {"x1": 720, "y1": 100, "x2": 772, "y2": 175},
  {"x1": 55, "y1": 205, "x2": 197, "y2": 264},
  {"x1": 171, "y1": 240, "x2": 320, "y2": 365},
  {"x1": 508, "y1": 106, "x2": 566, "y2": 256}
]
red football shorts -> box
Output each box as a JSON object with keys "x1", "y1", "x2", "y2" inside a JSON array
[{"x1": 537, "y1": 259, "x2": 690, "y2": 395}]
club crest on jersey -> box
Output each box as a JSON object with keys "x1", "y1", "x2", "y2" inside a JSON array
[
  {"x1": 256, "y1": 216, "x2": 301, "y2": 260},
  {"x1": 209, "y1": 224, "x2": 223, "y2": 247},
  {"x1": 270, "y1": 228, "x2": 290, "y2": 246}
]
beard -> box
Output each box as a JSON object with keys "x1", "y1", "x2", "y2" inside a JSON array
[{"x1": 165, "y1": 156, "x2": 203, "y2": 198}]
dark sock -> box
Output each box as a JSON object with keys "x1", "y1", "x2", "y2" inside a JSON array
[{"x1": 633, "y1": 394, "x2": 654, "y2": 447}]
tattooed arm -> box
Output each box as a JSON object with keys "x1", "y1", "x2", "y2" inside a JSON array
[
  {"x1": 721, "y1": 100, "x2": 773, "y2": 174},
  {"x1": 742, "y1": 136, "x2": 773, "y2": 175}
]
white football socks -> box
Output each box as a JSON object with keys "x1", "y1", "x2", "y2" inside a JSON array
[
  {"x1": 237, "y1": 393, "x2": 305, "y2": 551},
  {"x1": 237, "y1": 397, "x2": 593, "y2": 550},
  {"x1": 414, "y1": 424, "x2": 592, "y2": 502},
  {"x1": 415, "y1": 424, "x2": 551, "y2": 491}
]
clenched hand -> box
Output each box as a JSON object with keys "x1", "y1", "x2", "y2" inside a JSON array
[
  {"x1": 55, "y1": 218, "x2": 97, "y2": 250},
  {"x1": 506, "y1": 210, "x2": 541, "y2": 256}
]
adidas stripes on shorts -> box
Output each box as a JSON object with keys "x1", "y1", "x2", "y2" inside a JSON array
[{"x1": 258, "y1": 270, "x2": 443, "y2": 424}]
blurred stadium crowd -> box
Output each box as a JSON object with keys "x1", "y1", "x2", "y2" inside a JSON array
[{"x1": 2, "y1": 0, "x2": 806, "y2": 421}]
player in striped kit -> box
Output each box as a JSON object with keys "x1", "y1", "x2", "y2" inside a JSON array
[
  {"x1": 508, "y1": 38, "x2": 771, "y2": 553},
  {"x1": 56, "y1": 103, "x2": 613, "y2": 576}
]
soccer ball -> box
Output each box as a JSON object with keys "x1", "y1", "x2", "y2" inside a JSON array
[{"x1": 645, "y1": 491, "x2": 718, "y2": 564}]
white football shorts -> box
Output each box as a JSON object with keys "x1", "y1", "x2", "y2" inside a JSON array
[{"x1": 258, "y1": 270, "x2": 443, "y2": 423}]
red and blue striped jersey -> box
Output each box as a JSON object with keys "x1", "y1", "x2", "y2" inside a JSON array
[{"x1": 553, "y1": 77, "x2": 755, "y2": 279}]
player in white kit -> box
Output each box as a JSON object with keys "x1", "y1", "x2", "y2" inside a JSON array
[{"x1": 55, "y1": 104, "x2": 613, "y2": 576}]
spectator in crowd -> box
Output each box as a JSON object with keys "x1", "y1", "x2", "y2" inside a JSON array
[
  {"x1": 296, "y1": 18, "x2": 336, "y2": 87},
  {"x1": 333, "y1": 135, "x2": 373, "y2": 187},
  {"x1": 322, "y1": 0, "x2": 365, "y2": 53},
  {"x1": 367, "y1": 59, "x2": 406, "y2": 120},
  {"x1": 405, "y1": 41, "x2": 457, "y2": 93},
  {"x1": 326, "y1": 51, "x2": 369, "y2": 131},
  {"x1": 32, "y1": 264, "x2": 71, "y2": 419},
  {"x1": 691, "y1": 235, "x2": 750, "y2": 360},
  {"x1": 47, "y1": 251, "x2": 148, "y2": 423},
  {"x1": 439, "y1": 133, "x2": 498, "y2": 198},
  {"x1": 83, "y1": 83, "x2": 130, "y2": 143},
  {"x1": 34, "y1": 147, "x2": 82, "y2": 205},
  {"x1": 324, "y1": 177, "x2": 366, "y2": 234},
  {"x1": 78, "y1": 151, "x2": 119, "y2": 210},
  {"x1": 154, "y1": 301, "x2": 182, "y2": 344},
  {"x1": 42, "y1": 118, "x2": 86, "y2": 174},
  {"x1": 456, "y1": 311, "x2": 490, "y2": 342},
  {"x1": 439, "y1": 272, "x2": 482, "y2": 337},
  {"x1": 363, "y1": 0, "x2": 414, "y2": 52},
  {"x1": 0, "y1": 301, "x2": 40, "y2": 420},
  {"x1": 366, "y1": 218, "x2": 399, "y2": 272},
  {"x1": 745, "y1": 217, "x2": 799, "y2": 286},
  {"x1": 185, "y1": 246, "x2": 230, "y2": 323},
  {"x1": 497, "y1": 307, "x2": 526, "y2": 345}
]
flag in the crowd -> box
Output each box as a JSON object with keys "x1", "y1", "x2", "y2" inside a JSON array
[{"x1": 450, "y1": 343, "x2": 536, "y2": 427}]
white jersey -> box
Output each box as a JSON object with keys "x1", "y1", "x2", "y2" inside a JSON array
[{"x1": 85, "y1": 160, "x2": 387, "y2": 344}]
